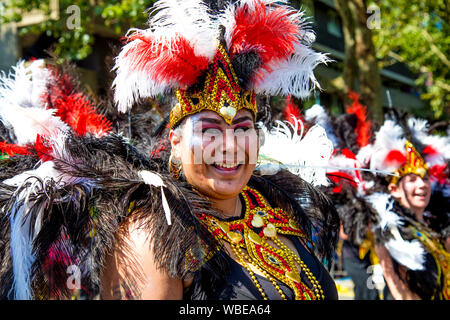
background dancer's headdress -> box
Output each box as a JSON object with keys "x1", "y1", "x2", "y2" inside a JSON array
[
  {"x1": 367, "y1": 110, "x2": 449, "y2": 185},
  {"x1": 112, "y1": 0, "x2": 329, "y2": 128}
]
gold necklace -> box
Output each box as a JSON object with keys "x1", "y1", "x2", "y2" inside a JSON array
[{"x1": 196, "y1": 186, "x2": 325, "y2": 300}]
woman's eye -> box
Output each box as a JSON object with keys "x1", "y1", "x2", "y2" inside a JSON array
[
  {"x1": 202, "y1": 128, "x2": 222, "y2": 135},
  {"x1": 234, "y1": 127, "x2": 250, "y2": 134}
]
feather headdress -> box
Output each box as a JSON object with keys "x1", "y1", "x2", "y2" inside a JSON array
[
  {"x1": 113, "y1": 0, "x2": 329, "y2": 127},
  {"x1": 368, "y1": 115, "x2": 449, "y2": 184}
]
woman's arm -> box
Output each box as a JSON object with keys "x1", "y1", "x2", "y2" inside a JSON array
[
  {"x1": 374, "y1": 244, "x2": 421, "y2": 300},
  {"x1": 100, "y1": 219, "x2": 183, "y2": 300}
]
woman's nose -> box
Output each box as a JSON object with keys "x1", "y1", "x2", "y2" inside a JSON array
[
  {"x1": 222, "y1": 129, "x2": 236, "y2": 152},
  {"x1": 416, "y1": 176, "x2": 428, "y2": 188}
]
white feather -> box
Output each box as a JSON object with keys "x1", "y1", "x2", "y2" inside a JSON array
[
  {"x1": 148, "y1": 0, "x2": 217, "y2": 58},
  {"x1": 365, "y1": 192, "x2": 426, "y2": 270},
  {"x1": 9, "y1": 197, "x2": 35, "y2": 300},
  {"x1": 258, "y1": 118, "x2": 333, "y2": 186},
  {"x1": 138, "y1": 170, "x2": 172, "y2": 225},
  {"x1": 253, "y1": 42, "x2": 330, "y2": 98},
  {"x1": 304, "y1": 104, "x2": 338, "y2": 147},
  {"x1": 365, "y1": 193, "x2": 402, "y2": 230},
  {"x1": 369, "y1": 120, "x2": 405, "y2": 173},
  {"x1": 0, "y1": 61, "x2": 68, "y2": 145},
  {"x1": 113, "y1": 0, "x2": 218, "y2": 112},
  {"x1": 385, "y1": 236, "x2": 426, "y2": 271}
]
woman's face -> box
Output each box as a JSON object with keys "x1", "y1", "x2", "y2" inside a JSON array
[
  {"x1": 389, "y1": 173, "x2": 431, "y2": 215},
  {"x1": 170, "y1": 109, "x2": 259, "y2": 201}
]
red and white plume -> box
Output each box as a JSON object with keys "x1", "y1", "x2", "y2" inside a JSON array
[
  {"x1": 367, "y1": 117, "x2": 449, "y2": 183},
  {"x1": 0, "y1": 60, "x2": 112, "y2": 161},
  {"x1": 113, "y1": 0, "x2": 329, "y2": 112}
]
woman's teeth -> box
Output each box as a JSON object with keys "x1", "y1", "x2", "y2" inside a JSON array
[
  {"x1": 216, "y1": 163, "x2": 237, "y2": 168},
  {"x1": 415, "y1": 193, "x2": 426, "y2": 197},
  {"x1": 214, "y1": 162, "x2": 241, "y2": 169}
]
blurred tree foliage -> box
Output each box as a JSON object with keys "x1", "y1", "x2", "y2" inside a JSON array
[
  {"x1": 0, "y1": 0, "x2": 157, "y2": 61},
  {"x1": 371, "y1": 0, "x2": 449, "y2": 120}
]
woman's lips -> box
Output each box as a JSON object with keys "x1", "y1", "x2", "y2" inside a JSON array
[{"x1": 210, "y1": 163, "x2": 243, "y2": 174}]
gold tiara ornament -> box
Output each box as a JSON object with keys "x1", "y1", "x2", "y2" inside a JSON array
[
  {"x1": 390, "y1": 140, "x2": 428, "y2": 184},
  {"x1": 169, "y1": 44, "x2": 258, "y2": 129}
]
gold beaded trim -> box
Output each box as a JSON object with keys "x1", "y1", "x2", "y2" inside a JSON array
[
  {"x1": 409, "y1": 223, "x2": 450, "y2": 300},
  {"x1": 197, "y1": 186, "x2": 325, "y2": 300},
  {"x1": 169, "y1": 44, "x2": 258, "y2": 128}
]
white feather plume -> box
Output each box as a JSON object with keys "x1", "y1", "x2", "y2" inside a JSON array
[
  {"x1": 257, "y1": 117, "x2": 333, "y2": 186},
  {"x1": 148, "y1": 0, "x2": 217, "y2": 58},
  {"x1": 253, "y1": 42, "x2": 330, "y2": 98},
  {"x1": 112, "y1": 0, "x2": 218, "y2": 113},
  {"x1": 384, "y1": 237, "x2": 426, "y2": 271},
  {"x1": 369, "y1": 120, "x2": 405, "y2": 173},
  {"x1": 366, "y1": 193, "x2": 403, "y2": 230},
  {"x1": 304, "y1": 104, "x2": 338, "y2": 147},
  {"x1": 365, "y1": 192, "x2": 426, "y2": 270},
  {"x1": 0, "y1": 60, "x2": 68, "y2": 145}
]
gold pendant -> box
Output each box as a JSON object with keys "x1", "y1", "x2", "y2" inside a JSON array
[
  {"x1": 251, "y1": 215, "x2": 265, "y2": 228},
  {"x1": 263, "y1": 223, "x2": 277, "y2": 238},
  {"x1": 249, "y1": 230, "x2": 262, "y2": 244},
  {"x1": 285, "y1": 270, "x2": 301, "y2": 283}
]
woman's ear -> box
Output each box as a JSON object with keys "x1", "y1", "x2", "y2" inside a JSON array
[
  {"x1": 169, "y1": 129, "x2": 181, "y2": 153},
  {"x1": 388, "y1": 182, "x2": 402, "y2": 199}
]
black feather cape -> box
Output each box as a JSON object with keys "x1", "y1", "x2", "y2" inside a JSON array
[{"x1": 0, "y1": 133, "x2": 338, "y2": 299}]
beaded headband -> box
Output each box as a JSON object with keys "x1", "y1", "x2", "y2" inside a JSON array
[
  {"x1": 169, "y1": 44, "x2": 257, "y2": 128},
  {"x1": 390, "y1": 140, "x2": 428, "y2": 185}
]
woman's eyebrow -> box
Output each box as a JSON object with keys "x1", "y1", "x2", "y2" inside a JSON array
[
  {"x1": 195, "y1": 117, "x2": 222, "y2": 125},
  {"x1": 195, "y1": 115, "x2": 253, "y2": 125},
  {"x1": 232, "y1": 116, "x2": 253, "y2": 125}
]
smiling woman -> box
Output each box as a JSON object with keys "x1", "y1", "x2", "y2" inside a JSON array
[
  {"x1": 103, "y1": 0, "x2": 339, "y2": 300},
  {"x1": 0, "y1": 0, "x2": 339, "y2": 301},
  {"x1": 99, "y1": 0, "x2": 340, "y2": 297},
  {"x1": 364, "y1": 117, "x2": 450, "y2": 300}
]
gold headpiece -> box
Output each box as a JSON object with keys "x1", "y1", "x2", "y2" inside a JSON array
[
  {"x1": 169, "y1": 44, "x2": 258, "y2": 129},
  {"x1": 390, "y1": 140, "x2": 428, "y2": 184}
]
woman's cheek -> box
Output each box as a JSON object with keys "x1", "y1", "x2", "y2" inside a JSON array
[{"x1": 236, "y1": 130, "x2": 259, "y2": 164}]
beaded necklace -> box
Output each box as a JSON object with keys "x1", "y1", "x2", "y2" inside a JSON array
[{"x1": 196, "y1": 186, "x2": 325, "y2": 300}]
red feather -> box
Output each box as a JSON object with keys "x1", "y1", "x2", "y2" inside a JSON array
[
  {"x1": 327, "y1": 171, "x2": 358, "y2": 192},
  {"x1": 41, "y1": 67, "x2": 112, "y2": 137},
  {"x1": 35, "y1": 134, "x2": 53, "y2": 162},
  {"x1": 0, "y1": 141, "x2": 31, "y2": 157},
  {"x1": 52, "y1": 93, "x2": 112, "y2": 137},
  {"x1": 422, "y1": 145, "x2": 439, "y2": 156},
  {"x1": 282, "y1": 96, "x2": 309, "y2": 133},
  {"x1": 229, "y1": 1, "x2": 299, "y2": 80},
  {"x1": 384, "y1": 150, "x2": 406, "y2": 166},
  {"x1": 428, "y1": 164, "x2": 448, "y2": 184},
  {"x1": 125, "y1": 32, "x2": 210, "y2": 87},
  {"x1": 341, "y1": 148, "x2": 357, "y2": 160},
  {"x1": 346, "y1": 91, "x2": 372, "y2": 148}
]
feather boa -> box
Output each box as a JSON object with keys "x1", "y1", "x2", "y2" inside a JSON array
[{"x1": 366, "y1": 192, "x2": 426, "y2": 270}]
